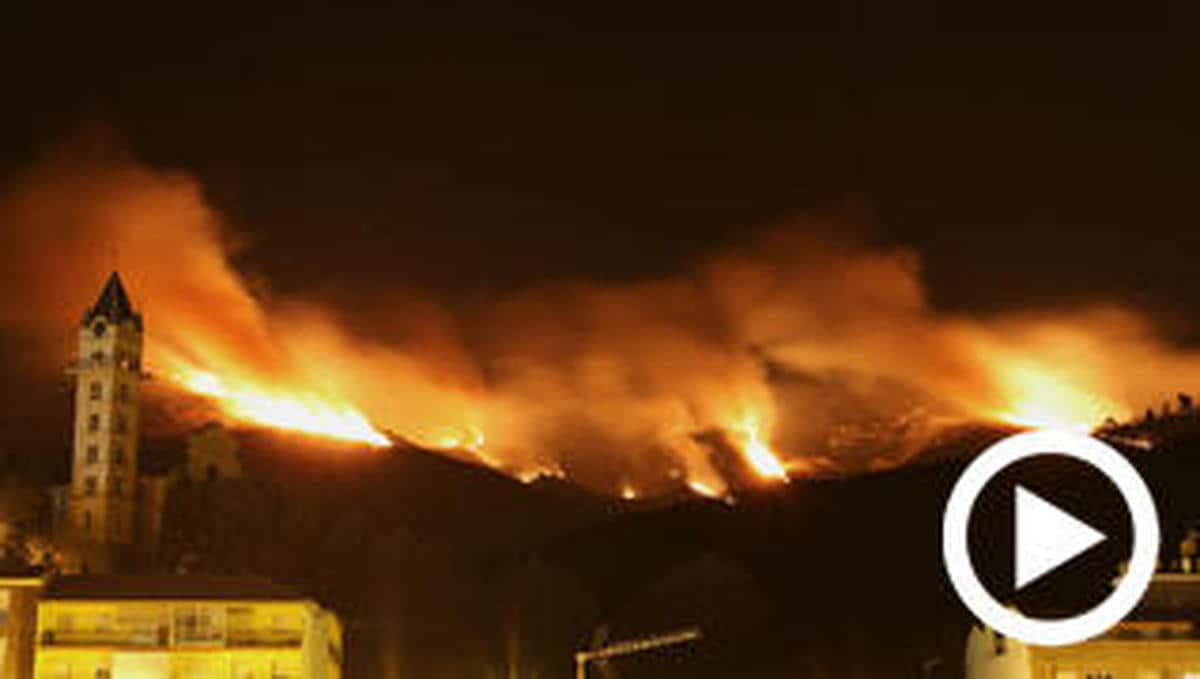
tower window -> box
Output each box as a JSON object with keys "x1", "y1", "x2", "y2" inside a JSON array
[
  {"x1": 114, "y1": 414, "x2": 126, "y2": 434},
  {"x1": 111, "y1": 477, "x2": 122, "y2": 497},
  {"x1": 84, "y1": 477, "x2": 97, "y2": 496},
  {"x1": 89, "y1": 382, "x2": 102, "y2": 401},
  {"x1": 117, "y1": 384, "x2": 129, "y2": 402},
  {"x1": 113, "y1": 446, "x2": 124, "y2": 465},
  {"x1": 83, "y1": 510, "x2": 92, "y2": 531},
  {"x1": 90, "y1": 351, "x2": 104, "y2": 363},
  {"x1": 85, "y1": 445, "x2": 98, "y2": 464},
  {"x1": 87, "y1": 415, "x2": 100, "y2": 432}
]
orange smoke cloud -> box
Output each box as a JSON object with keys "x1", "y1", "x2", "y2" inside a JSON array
[{"x1": 2, "y1": 134, "x2": 1199, "y2": 494}]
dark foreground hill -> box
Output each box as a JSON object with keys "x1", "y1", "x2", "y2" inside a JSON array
[{"x1": 147, "y1": 415, "x2": 1200, "y2": 679}]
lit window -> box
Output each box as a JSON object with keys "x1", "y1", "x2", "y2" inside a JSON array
[
  {"x1": 56, "y1": 613, "x2": 74, "y2": 631},
  {"x1": 95, "y1": 614, "x2": 114, "y2": 632},
  {"x1": 89, "y1": 382, "x2": 102, "y2": 400},
  {"x1": 175, "y1": 605, "x2": 222, "y2": 643}
]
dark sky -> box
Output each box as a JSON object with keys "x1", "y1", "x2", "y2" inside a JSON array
[{"x1": 4, "y1": 3, "x2": 1200, "y2": 329}]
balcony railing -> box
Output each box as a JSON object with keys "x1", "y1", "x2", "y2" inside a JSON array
[
  {"x1": 40, "y1": 627, "x2": 167, "y2": 647},
  {"x1": 227, "y1": 629, "x2": 304, "y2": 647},
  {"x1": 41, "y1": 628, "x2": 302, "y2": 648}
]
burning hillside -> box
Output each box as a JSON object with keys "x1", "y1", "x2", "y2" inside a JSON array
[{"x1": 3, "y1": 135, "x2": 1200, "y2": 495}]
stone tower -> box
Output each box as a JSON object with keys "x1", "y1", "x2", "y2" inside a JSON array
[{"x1": 68, "y1": 272, "x2": 143, "y2": 563}]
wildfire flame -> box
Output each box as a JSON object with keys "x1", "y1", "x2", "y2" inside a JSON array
[
  {"x1": 423, "y1": 424, "x2": 492, "y2": 461},
  {"x1": 171, "y1": 367, "x2": 391, "y2": 447},
  {"x1": 687, "y1": 479, "x2": 723, "y2": 498},
  {"x1": 724, "y1": 408, "x2": 789, "y2": 482},
  {"x1": 973, "y1": 338, "x2": 1127, "y2": 433}
]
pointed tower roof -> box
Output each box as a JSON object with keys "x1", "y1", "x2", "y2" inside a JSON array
[{"x1": 82, "y1": 272, "x2": 143, "y2": 329}]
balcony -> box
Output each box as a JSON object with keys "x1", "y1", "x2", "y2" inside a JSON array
[
  {"x1": 40, "y1": 627, "x2": 302, "y2": 649},
  {"x1": 40, "y1": 627, "x2": 167, "y2": 647},
  {"x1": 227, "y1": 628, "x2": 304, "y2": 648}
]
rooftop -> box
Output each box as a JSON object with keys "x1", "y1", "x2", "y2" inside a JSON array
[
  {"x1": 82, "y1": 271, "x2": 142, "y2": 329},
  {"x1": 44, "y1": 575, "x2": 307, "y2": 602}
]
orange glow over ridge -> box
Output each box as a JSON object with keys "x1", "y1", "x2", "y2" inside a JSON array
[{"x1": 971, "y1": 337, "x2": 1127, "y2": 433}]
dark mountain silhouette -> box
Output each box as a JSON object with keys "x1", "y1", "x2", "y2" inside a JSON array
[{"x1": 19, "y1": 387, "x2": 1200, "y2": 678}]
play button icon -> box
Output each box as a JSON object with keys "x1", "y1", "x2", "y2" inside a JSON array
[
  {"x1": 942, "y1": 430, "x2": 1160, "y2": 647},
  {"x1": 1014, "y1": 485, "x2": 1106, "y2": 590}
]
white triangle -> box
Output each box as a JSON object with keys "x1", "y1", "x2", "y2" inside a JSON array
[{"x1": 1014, "y1": 485, "x2": 1107, "y2": 590}]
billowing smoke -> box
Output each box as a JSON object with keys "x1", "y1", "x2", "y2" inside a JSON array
[{"x1": 2, "y1": 135, "x2": 1198, "y2": 495}]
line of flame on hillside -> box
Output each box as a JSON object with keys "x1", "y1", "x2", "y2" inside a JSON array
[
  {"x1": 160, "y1": 348, "x2": 1142, "y2": 499},
  {"x1": 162, "y1": 362, "x2": 793, "y2": 495},
  {"x1": 169, "y1": 366, "x2": 391, "y2": 447},
  {"x1": 150, "y1": 293, "x2": 1149, "y2": 498}
]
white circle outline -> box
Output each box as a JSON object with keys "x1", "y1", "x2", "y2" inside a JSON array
[{"x1": 942, "y1": 429, "x2": 1160, "y2": 646}]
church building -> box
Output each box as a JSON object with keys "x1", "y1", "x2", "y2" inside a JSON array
[{"x1": 53, "y1": 272, "x2": 160, "y2": 573}]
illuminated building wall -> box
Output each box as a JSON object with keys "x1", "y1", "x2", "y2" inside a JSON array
[
  {"x1": 0, "y1": 578, "x2": 45, "y2": 679},
  {"x1": 33, "y1": 576, "x2": 341, "y2": 679},
  {"x1": 968, "y1": 571, "x2": 1200, "y2": 679}
]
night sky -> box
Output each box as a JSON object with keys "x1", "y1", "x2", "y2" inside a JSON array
[{"x1": 4, "y1": 4, "x2": 1199, "y2": 326}]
